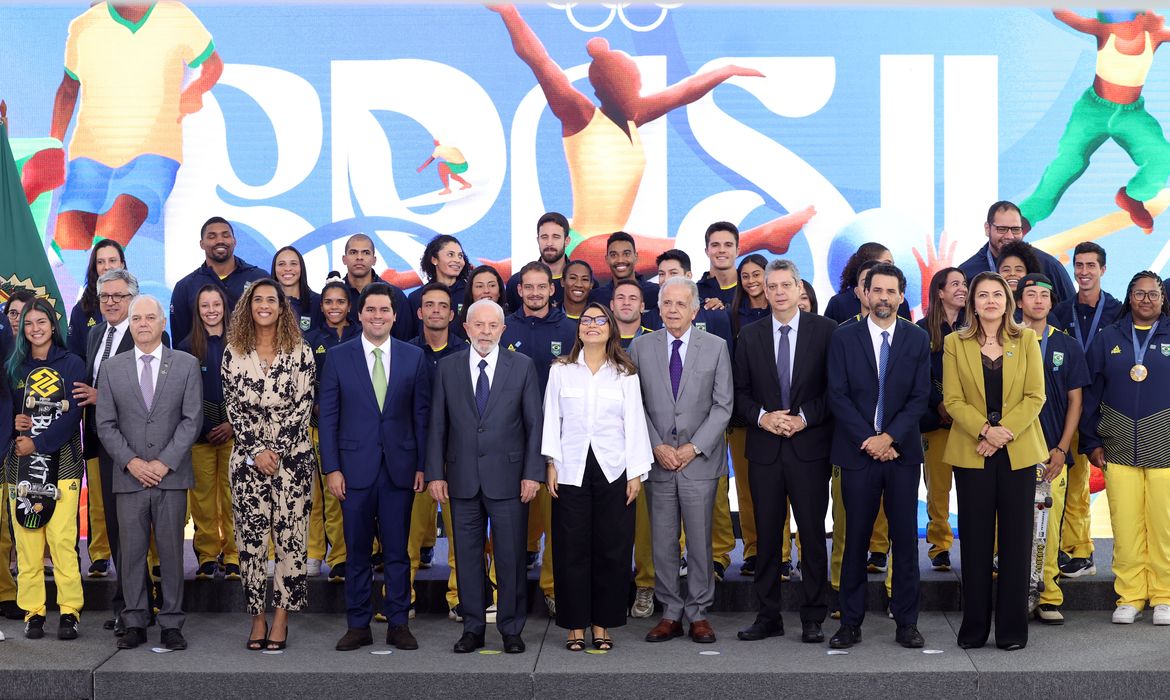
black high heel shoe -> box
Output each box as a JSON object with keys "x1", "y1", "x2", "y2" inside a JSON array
[
  {"x1": 247, "y1": 621, "x2": 268, "y2": 651},
  {"x1": 266, "y1": 624, "x2": 289, "y2": 651}
]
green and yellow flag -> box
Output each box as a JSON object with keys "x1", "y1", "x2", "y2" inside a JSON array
[{"x1": 0, "y1": 102, "x2": 65, "y2": 336}]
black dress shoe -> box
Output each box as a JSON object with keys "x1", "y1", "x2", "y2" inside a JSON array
[
  {"x1": 117, "y1": 627, "x2": 147, "y2": 649},
  {"x1": 896, "y1": 624, "x2": 924, "y2": 648},
  {"x1": 388, "y1": 624, "x2": 418, "y2": 650},
  {"x1": 161, "y1": 628, "x2": 187, "y2": 651},
  {"x1": 0, "y1": 599, "x2": 24, "y2": 620},
  {"x1": 801, "y1": 621, "x2": 824, "y2": 644},
  {"x1": 502, "y1": 634, "x2": 525, "y2": 654},
  {"x1": 335, "y1": 627, "x2": 373, "y2": 651},
  {"x1": 829, "y1": 624, "x2": 861, "y2": 649},
  {"x1": 737, "y1": 618, "x2": 783, "y2": 641},
  {"x1": 454, "y1": 631, "x2": 485, "y2": 653}
]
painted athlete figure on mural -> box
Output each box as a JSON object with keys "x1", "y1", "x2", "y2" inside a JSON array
[
  {"x1": 1021, "y1": 9, "x2": 1170, "y2": 234},
  {"x1": 381, "y1": 4, "x2": 816, "y2": 289},
  {"x1": 417, "y1": 139, "x2": 472, "y2": 195},
  {"x1": 21, "y1": 1, "x2": 223, "y2": 252}
]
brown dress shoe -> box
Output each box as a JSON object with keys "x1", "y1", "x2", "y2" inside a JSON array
[
  {"x1": 388, "y1": 624, "x2": 419, "y2": 650},
  {"x1": 689, "y1": 619, "x2": 717, "y2": 643},
  {"x1": 336, "y1": 627, "x2": 373, "y2": 651},
  {"x1": 644, "y1": 618, "x2": 684, "y2": 642}
]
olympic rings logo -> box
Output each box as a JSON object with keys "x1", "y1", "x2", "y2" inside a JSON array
[{"x1": 548, "y1": 3, "x2": 683, "y2": 33}]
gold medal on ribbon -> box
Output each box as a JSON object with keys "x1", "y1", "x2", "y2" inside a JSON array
[{"x1": 1131, "y1": 364, "x2": 1148, "y2": 382}]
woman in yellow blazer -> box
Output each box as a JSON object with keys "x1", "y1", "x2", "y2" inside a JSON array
[{"x1": 942, "y1": 271, "x2": 1047, "y2": 651}]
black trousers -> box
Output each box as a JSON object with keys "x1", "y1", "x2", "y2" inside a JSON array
[
  {"x1": 749, "y1": 442, "x2": 831, "y2": 623},
  {"x1": 551, "y1": 449, "x2": 635, "y2": 630},
  {"x1": 954, "y1": 458, "x2": 1033, "y2": 649}
]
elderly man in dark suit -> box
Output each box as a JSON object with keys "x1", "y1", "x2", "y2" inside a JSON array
[
  {"x1": 425, "y1": 299, "x2": 544, "y2": 654},
  {"x1": 96, "y1": 295, "x2": 202, "y2": 651},
  {"x1": 628, "y1": 276, "x2": 733, "y2": 644}
]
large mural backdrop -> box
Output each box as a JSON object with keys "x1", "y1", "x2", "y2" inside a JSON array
[{"x1": 4, "y1": 3, "x2": 1170, "y2": 320}]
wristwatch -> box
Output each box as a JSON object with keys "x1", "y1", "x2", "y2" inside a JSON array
[{"x1": 692, "y1": 444, "x2": 701, "y2": 456}]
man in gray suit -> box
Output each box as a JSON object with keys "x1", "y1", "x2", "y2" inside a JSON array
[
  {"x1": 96, "y1": 296, "x2": 202, "y2": 651},
  {"x1": 629, "y1": 276, "x2": 733, "y2": 644},
  {"x1": 426, "y1": 299, "x2": 543, "y2": 655}
]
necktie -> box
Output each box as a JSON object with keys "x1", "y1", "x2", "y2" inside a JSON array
[
  {"x1": 776, "y1": 325, "x2": 791, "y2": 410},
  {"x1": 101, "y1": 325, "x2": 117, "y2": 362},
  {"x1": 876, "y1": 330, "x2": 890, "y2": 433},
  {"x1": 670, "y1": 338, "x2": 683, "y2": 399},
  {"x1": 476, "y1": 359, "x2": 490, "y2": 416},
  {"x1": 372, "y1": 347, "x2": 387, "y2": 409},
  {"x1": 140, "y1": 355, "x2": 154, "y2": 411}
]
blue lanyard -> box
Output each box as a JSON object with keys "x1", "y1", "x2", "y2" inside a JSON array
[
  {"x1": 985, "y1": 246, "x2": 996, "y2": 273},
  {"x1": 1040, "y1": 324, "x2": 1051, "y2": 361},
  {"x1": 1072, "y1": 295, "x2": 1106, "y2": 352},
  {"x1": 1132, "y1": 321, "x2": 1160, "y2": 367}
]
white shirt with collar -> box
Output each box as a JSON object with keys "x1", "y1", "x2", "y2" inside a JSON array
[
  {"x1": 469, "y1": 343, "x2": 500, "y2": 392},
  {"x1": 758, "y1": 311, "x2": 805, "y2": 427},
  {"x1": 360, "y1": 333, "x2": 391, "y2": 383},
  {"x1": 665, "y1": 325, "x2": 693, "y2": 364},
  {"x1": 866, "y1": 315, "x2": 897, "y2": 431},
  {"x1": 541, "y1": 355, "x2": 653, "y2": 487},
  {"x1": 93, "y1": 317, "x2": 130, "y2": 382},
  {"x1": 133, "y1": 343, "x2": 163, "y2": 395}
]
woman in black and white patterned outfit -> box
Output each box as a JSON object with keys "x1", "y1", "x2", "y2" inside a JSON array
[{"x1": 222, "y1": 277, "x2": 316, "y2": 651}]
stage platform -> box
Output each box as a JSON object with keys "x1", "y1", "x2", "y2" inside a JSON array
[{"x1": 3, "y1": 538, "x2": 1167, "y2": 700}]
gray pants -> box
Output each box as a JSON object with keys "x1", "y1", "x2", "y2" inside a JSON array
[
  {"x1": 645, "y1": 474, "x2": 718, "y2": 623},
  {"x1": 116, "y1": 488, "x2": 187, "y2": 630}
]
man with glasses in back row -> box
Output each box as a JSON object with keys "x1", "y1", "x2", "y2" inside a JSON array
[{"x1": 958, "y1": 200, "x2": 1075, "y2": 302}]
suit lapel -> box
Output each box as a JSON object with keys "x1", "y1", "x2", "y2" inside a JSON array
[
  {"x1": 882, "y1": 319, "x2": 909, "y2": 378},
  {"x1": 860, "y1": 320, "x2": 879, "y2": 381},
  {"x1": 1003, "y1": 334, "x2": 1020, "y2": 401},
  {"x1": 116, "y1": 331, "x2": 134, "y2": 355},
  {"x1": 675, "y1": 327, "x2": 700, "y2": 400},
  {"x1": 481, "y1": 350, "x2": 511, "y2": 419},
  {"x1": 350, "y1": 341, "x2": 381, "y2": 413},
  {"x1": 125, "y1": 355, "x2": 148, "y2": 413},
  {"x1": 456, "y1": 350, "x2": 478, "y2": 417},
  {"x1": 383, "y1": 340, "x2": 407, "y2": 414},
  {"x1": 651, "y1": 331, "x2": 673, "y2": 404},
  {"x1": 762, "y1": 320, "x2": 782, "y2": 391},
  {"x1": 147, "y1": 348, "x2": 173, "y2": 416},
  {"x1": 961, "y1": 335, "x2": 987, "y2": 407}
]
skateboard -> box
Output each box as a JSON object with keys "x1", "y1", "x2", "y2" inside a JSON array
[
  {"x1": 12, "y1": 367, "x2": 70, "y2": 530},
  {"x1": 1028, "y1": 463, "x2": 1054, "y2": 612}
]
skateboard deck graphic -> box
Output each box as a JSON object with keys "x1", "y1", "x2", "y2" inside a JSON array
[{"x1": 13, "y1": 367, "x2": 69, "y2": 529}]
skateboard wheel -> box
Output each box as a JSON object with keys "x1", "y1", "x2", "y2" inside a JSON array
[
  {"x1": 59, "y1": 400, "x2": 70, "y2": 413},
  {"x1": 25, "y1": 396, "x2": 35, "y2": 409},
  {"x1": 15, "y1": 482, "x2": 29, "y2": 498}
]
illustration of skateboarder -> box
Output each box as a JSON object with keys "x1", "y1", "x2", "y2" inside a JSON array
[{"x1": 1021, "y1": 9, "x2": 1170, "y2": 234}]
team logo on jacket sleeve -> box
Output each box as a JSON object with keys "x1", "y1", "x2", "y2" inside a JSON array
[
  {"x1": 551, "y1": 341, "x2": 562, "y2": 356},
  {"x1": 1053, "y1": 351, "x2": 1064, "y2": 367},
  {"x1": 1162, "y1": 344, "x2": 1170, "y2": 357}
]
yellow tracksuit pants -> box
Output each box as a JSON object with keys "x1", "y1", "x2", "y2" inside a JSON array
[
  {"x1": 922, "y1": 429, "x2": 954, "y2": 558},
  {"x1": 10, "y1": 480, "x2": 83, "y2": 619},
  {"x1": 728, "y1": 428, "x2": 756, "y2": 560},
  {"x1": 407, "y1": 491, "x2": 460, "y2": 609},
  {"x1": 308, "y1": 429, "x2": 346, "y2": 566},
  {"x1": 1061, "y1": 434, "x2": 1095, "y2": 559},
  {"x1": 83, "y1": 458, "x2": 111, "y2": 562},
  {"x1": 190, "y1": 441, "x2": 239, "y2": 566},
  {"x1": 1039, "y1": 464, "x2": 1067, "y2": 607},
  {"x1": 1105, "y1": 463, "x2": 1170, "y2": 609},
  {"x1": 526, "y1": 485, "x2": 554, "y2": 597},
  {"x1": 0, "y1": 483, "x2": 16, "y2": 602}
]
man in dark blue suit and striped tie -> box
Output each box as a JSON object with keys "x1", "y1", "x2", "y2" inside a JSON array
[
  {"x1": 319, "y1": 284, "x2": 431, "y2": 652},
  {"x1": 826, "y1": 264, "x2": 931, "y2": 650}
]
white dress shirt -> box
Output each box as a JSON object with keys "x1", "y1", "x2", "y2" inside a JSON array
[
  {"x1": 866, "y1": 316, "x2": 897, "y2": 431},
  {"x1": 361, "y1": 333, "x2": 391, "y2": 382},
  {"x1": 93, "y1": 317, "x2": 130, "y2": 382},
  {"x1": 469, "y1": 344, "x2": 500, "y2": 393},
  {"x1": 665, "y1": 326, "x2": 692, "y2": 365},
  {"x1": 541, "y1": 356, "x2": 653, "y2": 487},
  {"x1": 758, "y1": 311, "x2": 805, "y2": 426},
  {"x1": 133, "y1": 344, "x2": 163, "y2": 394}
]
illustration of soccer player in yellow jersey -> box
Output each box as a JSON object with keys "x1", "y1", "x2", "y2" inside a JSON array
[
  {"x1": 488, "y1": 4, "x2": 815, "y2": 283},
  {"x1": 31, "y1": 2, "x2": 223, "y2": 251},
  {"x1": 417, "y1": 139, "x2": 473, "y2": 195},
  {"x1": 1021, "y1": 9, "x2": 1170, "y2": 234}
]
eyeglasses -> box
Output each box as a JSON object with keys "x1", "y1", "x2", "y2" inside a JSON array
[
  {"x1": 991, "y1": 225, "x2": 1024, "y2": 235},
  {"x1": 579, "y1": 316, "x2": 609, "y2": 326},
  {"x1": 1131, "y1": 290, "x2": 1163, "y2": 302},
  {"x1": 98, "y1": 293, "x2": 133, "y2": 303},
  {"x1": 5, "y1": 309, "x2": 20, "y2": 319}
]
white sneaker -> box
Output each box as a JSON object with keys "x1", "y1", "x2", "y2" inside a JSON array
[
  {"x1": 1153, "y1": 605, "x2": 1170, "y2": 626},
  {"x1": 306, "y1": 558, "x2": 322, "y2": 577},
  {"x1": 485, "y1": 604, "x2": 497, "y2": 624},
  {"x1": 630, "y1": 587, "x2": 655, "y2": 618},
  {"x1": 408, "y1": 607, "x2": 416, "y2": 620},
  {"x1": 544, "y1": 595, "x2": 556, "y2": 618},
  {"x1": 0, "y1": 628, "x2": 5, "y2": 641},
  {"x1": 1112, "y1": 605, "x2": 1142, "y2": 624},
  {"x1": 448, "y1": 607, "x2": 463, "y2": 623}
]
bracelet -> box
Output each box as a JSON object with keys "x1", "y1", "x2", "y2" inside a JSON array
[{"x1": 1052, "y1": 447, "x2": 1066, "y2": 456}]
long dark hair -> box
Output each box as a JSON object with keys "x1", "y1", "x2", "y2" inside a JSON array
[
  {"x1": 271, "y1": 246, "x2": 312, "y2": 303},
  {"x1": 800, "y1": 279, "x2": 819, "y2": 315},
  {"x1": 421, "y1": 234, "x2": 468, "y2": 284},
  {"x1": 6, "y1": 298, "x2": 65, "y2": 387},
  {"x1": 838, "y1": 242, "x2": 890, "y2": 293},
  {"x1": 188, "y1": 284, "x2": 230, "y2": 365},
  {"x1": 730, "y1": 254, "x2": 768, "y2": 337},
  {"x1": 1120, "y1": 270, "x2": 1170, "y2": 319},
  {"x1": 924, "y1": 267, "x2": 964, "y2": 352},
  {"x1": 461, "y1": 264, "x2": 506, "y2": 326},
  {"x1": 557, "y1": 302, "x2": 638, "y2": 376},
  {"x1": 80, "y1": 240, "x2": 127, "y2": 314}
]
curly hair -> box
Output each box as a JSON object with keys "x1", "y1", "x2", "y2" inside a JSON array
[
  {"x1": 837, "y1": 242, "x2": 890, "y2": 293},
  {"x1": 226, "y1": 278, "x2": 302, "y2": 355}
]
